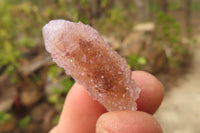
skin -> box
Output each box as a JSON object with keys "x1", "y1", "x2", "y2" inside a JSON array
[{"x1": 50, "y1": 71, "x2": 164, "y2": 133}]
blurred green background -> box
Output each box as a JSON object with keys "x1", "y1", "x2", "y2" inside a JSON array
[{"x1": 0, "y1": 0, "x2": 199, "y2": 132}]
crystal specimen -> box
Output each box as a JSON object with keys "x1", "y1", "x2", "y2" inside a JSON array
[{"x1": 42, "y1": 19, "x2": 141, "y2": 111}]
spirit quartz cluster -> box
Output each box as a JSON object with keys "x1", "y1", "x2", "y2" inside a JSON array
[{"x1": 42, "y1": 19, "x2": 140, "y2": 111}]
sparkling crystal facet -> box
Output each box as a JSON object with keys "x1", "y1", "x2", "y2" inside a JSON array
[{"x1": 42, "y1": 19, "x2": 141, "y2": 111}]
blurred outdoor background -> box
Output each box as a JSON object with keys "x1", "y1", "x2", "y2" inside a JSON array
[{"x1": 0, "y1": 0, "x2": 200, "y2": 133}]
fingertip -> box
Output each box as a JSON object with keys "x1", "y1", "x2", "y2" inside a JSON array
[
  {"x1": 96, "y1": 111, "x2": 163, "y2": 133},
  {"x1": 132, "y1": 71, "x2": 164, "y2": 114}
]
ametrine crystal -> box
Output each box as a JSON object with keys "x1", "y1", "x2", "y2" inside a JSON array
[{"x1": 42, "y1": 19, "x2": 140, "y2": 111}]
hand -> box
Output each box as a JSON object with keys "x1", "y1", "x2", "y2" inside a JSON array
[{"x1": 50, "y1": 71, "x2": 164, "y2": 133}]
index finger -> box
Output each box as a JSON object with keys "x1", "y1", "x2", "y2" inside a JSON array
[{"x1": 134, "y1": 71, "x2": 164, "y2": 114}]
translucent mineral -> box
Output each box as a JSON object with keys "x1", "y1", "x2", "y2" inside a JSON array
[{"x1": 42, "y1": 19, "x2": 141, "y2": 111}]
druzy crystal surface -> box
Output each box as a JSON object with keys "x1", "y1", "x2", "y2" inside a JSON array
[{"x1": 42, "y1": 20, "x2": 140, "y2": 111}]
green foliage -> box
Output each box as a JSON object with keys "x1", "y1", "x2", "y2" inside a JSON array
[
  {"x1": 191, "y1": 1, "x2": 200, "y2": 11},
  {"x1": 155, "y1": 12, "x2": 188, "y2": 67},
  {"x1": 0, "y1": 1, "x2": 44, "y2": 75},
  {"x1": 149, "y1": 2, "x2": 159, "y2": 13},
  {"x1": 61, "y1": 77, "x2": 74, "y2": 94},
  {"x1": 48, "y1": 77, "x2": 74, "y2": 96},
  {"x1": 52, "y1": 115, "x2": 60, "y2": 125},
  {"x1": 156, "y1": 12, "x2": 180, "y2": 44},
  {"x1": 47, "y1": 65, "x2": 74, "y2": 94},
  {"x1": 48, "y1": 93, "x2": 65, "y2": 111},
  {"x1": 0, "y1": 2, "x2": 21, "y2": 69},
  {"x1": 0, "y1": 0, "x2": 79, "y2": 77},
  {"x1": 169, "y1": 1, "x2": 181, "y2": 11},
  {"x1": 108, "y1": 7, "x2": 124, "y2": 25},
  {"x1": 18, "y1": 37, "x2": 36, "y2": 48},
  {"x1": 48, "y1": 65, "x2": 64, "y2": 81},
  {"x1": 127, "y1": 54, "x2": 147, "y2": 70},
  {"x1": 47, "y1": 65, "x2": 74, "y2": 110},
  {"x1": 18, "y1": 116, "x2": 31, "y2": 129},
  {"x1": 0, "y1": 112, "x2": 12, "y2": 124},
  {"x1": 101, "y1": 0, "x2": 108, "y2": 8},
  {"x1": 128, "y1": 2, "x2": 136, "y2": 14},
  {"x1": 32, "y1": 75, "x2": 41, "y2": 83},
  {"x1": 48, "y1": 77, "x2": 73, "y2": 109},
  {"x1": 79, "y1": 15, "x2": 90, "y2": 24},
  {"x1": 80, "y1": 0, "x2": 87, "y2": 6},
  {"x1": 149, "y1": 1, "x2": 181, "y2": 12},
  {"x1": 48, "y1": 94, "x2": 60, "y2": 104},
  {"x1": 10, "y1": 75, "x2": 18, "y2": 84},
  {"x1": 97, "y1": 4, "x2": 132, "y2": 38}
]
